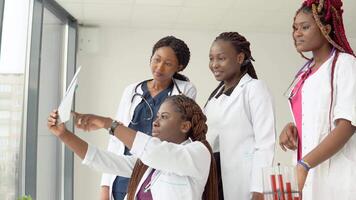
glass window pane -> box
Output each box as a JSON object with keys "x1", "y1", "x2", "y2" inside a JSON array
[
  {"x1": 0, "y1": 75, "x2": 25, "y2": 199},
  {"x1": 0, "y1": 0, "x2": 30, "y2": 199}
]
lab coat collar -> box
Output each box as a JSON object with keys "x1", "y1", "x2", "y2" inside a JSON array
[
  {"x1": 226, "y1": 73, "x2": 253, "y2": 96},
  {"x1": 215, "y1": 73, "x2": 254, "y2": 98},
  {"x1": 182, "y1": 138, "x2": 193, "y2": 145},
  {"x1": 225, "y1": 73, "x2": 253, "y2": 99},
  {"x1": 171, "y1": 78, "x2": 182, "y2": 95},
  {"x1": 238, "y1": 73, "x2": 253, "y2": 87},
  {"x1": 211, "y1": 73, "x2": 254, "y2": 100}
]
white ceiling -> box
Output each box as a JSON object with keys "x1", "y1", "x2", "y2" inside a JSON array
[{"x1": 56, "y1": 0, "x2": 356, "y2": 36}]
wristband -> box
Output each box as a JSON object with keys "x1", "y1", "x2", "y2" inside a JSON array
[{"x1": 298, "y1": 159, "x2": 311, "y2": 172}]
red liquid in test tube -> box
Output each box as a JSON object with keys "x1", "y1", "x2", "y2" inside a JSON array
[
  {"x1": 278, "y1": 174, "x2": 286, "y2": 200},
  {"x1": 270, "y1": 175, "x2": 278, "y2": 200},
  {"x1": 286, "y1": 182, "x2": 292, "y2": 200}
]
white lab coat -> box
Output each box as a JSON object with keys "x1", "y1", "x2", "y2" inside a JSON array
[
  {"x1": 205, "y1": 74, "x2": 276, "y2": 200},
  {"x1": 101, "y1": 79, "x2": 197, "y2": 199},
  {"x1": 83, "y1": 132, "x2": 210, "y2": 200},
  {"x1": 288, "y1": 52, "x2": 356, "y2": 200}
]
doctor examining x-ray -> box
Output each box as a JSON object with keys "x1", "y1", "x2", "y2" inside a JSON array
[
  {"x1": 46, "y1": 0, "x2": 356, "y2": 199},
  {"x1": 2, "y1": 0, "x2": 356, "y2": 199}
]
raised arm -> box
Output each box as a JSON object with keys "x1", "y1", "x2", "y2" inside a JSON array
[
  {"x1": 48, "y1": 111, "x2": 136, "y2": 177},
  {"x1": 106, "y1": 120, "x2": 210, "y2": 178},
  {"x1": 48, "y1": 110, "x2": 88, "y2": 159},
  {"x1": 128, "y1": 132, "x2": 211, "y2": 179},
  {"x1": 71, "y1": 113, "x2": 210, "y2": 178}
]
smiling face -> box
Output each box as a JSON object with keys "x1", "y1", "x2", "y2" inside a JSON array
[
  {"x1": 152, "y1": 101, "x2": 190, "y2": 143},
  {"x1": 209, "y1": 39, "x2": 244, "y2": 83},
  {"x1": 150, "y1": 46, "x2": 181, "y2": 82},
  {"x1": 293, "y1": 10, "x2": 329, "y2": 52}
]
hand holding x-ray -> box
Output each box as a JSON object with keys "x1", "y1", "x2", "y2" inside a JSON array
[{"x1": 57, "y1": 66, "x2": 81, "y2": 123}]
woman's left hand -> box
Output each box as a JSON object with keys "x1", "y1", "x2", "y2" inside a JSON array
[
  {"x1": 251, "y1": 192, "x2": 264, "y2": 200},
  {"x1": 72, "y1": 112, "x2": 112, "y2": 132},
  {"x1": 296, "y1": 163, "x2": 308, "y2": 191}
]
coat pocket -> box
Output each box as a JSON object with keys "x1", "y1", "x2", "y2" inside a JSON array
[
  {"x1": 153, "y1": 173, "x2": 190, "y2": 199},
  {"x1": 341, "y1": 135, "x2": 356, "y2": 164}
]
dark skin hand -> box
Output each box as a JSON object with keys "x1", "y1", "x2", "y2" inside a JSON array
[
  {"x1": 47, "y1": 110, "x2": 88, "y2": 159},
  {"x1": 280, "y1": 120, "x2": 355, "y2": 192},
  {"x1": 71, "y1": 112, "x2": 112, "y2": 132},
  {"x1": 251, "y1": 192, "x2": 264, "y2": 200},
  {"x1": 297, "y1": 119, "x2": 355, "y2": 190},
  {"x1": 279, "y1": 122, "x2": 298, "y2": 151}
]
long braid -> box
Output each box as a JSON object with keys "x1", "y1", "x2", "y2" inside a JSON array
[
  {"x1": 204, "y1": 81, "x2": 224, "y2": 108},
  {"x1": 329, "y1": 51, "x2": 340, "y2": 132},
  {"x1": 127, "y1": 161, "x2": 148, "y2": 200},
  {"x1": 166, "y1": 95, "x2": 219, "y2": 200},
  {"x1": 295, "y1": 0, "x2": 353, "y2": 135},
  {"x1": 127, "y1": 95, "x2": 218, "y2": 200},
  {"x1": 215, "y1": 32, "x2": 258, "y2": 79}
]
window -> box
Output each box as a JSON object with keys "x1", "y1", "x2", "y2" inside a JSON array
[
  {"x1": 0, "y1": 0, "x2": 30, "y2": 198},
  {"x1": 0, "y1": 0, "x2": 77, "y2": 199}
]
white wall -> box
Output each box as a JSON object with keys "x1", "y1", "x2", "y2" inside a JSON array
[{"x1": 74, "y1": 27, "x2": 355, "y2": 199}]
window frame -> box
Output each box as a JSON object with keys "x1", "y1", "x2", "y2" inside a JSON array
[{"x1": 22, "y1": 0, "x2": 78, "y2": 199}]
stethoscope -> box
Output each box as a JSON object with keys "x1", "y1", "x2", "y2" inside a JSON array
[
  {"x1": 129, "y1": 78, "x2": 183, "y2": 125},
  {"x1": 283, "y1": 48, "x2": 336, "y2": 99},
  {"x1": 283, "y1": 60, "x2": 313, "y2": 99}
]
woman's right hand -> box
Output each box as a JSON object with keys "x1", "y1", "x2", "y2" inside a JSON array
[
  {"x1": 47, "y1": 110, "x2": 68, "y2": 137},
  {"x1": 279, "y1": 122, "x2": 298, "y2": 151},
  {"x1": 72, "y1": 112, "x2": 112, "y2": 132}
]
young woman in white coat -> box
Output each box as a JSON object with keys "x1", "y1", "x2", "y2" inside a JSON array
[
  {"x1": 205, "y1": 32, "x2": 276, "y2": 200},
  {"x1": 77, "y1": 36, "x2": 196, "y2": 200},
  {"x1": 279, "y1": 0, "x2": 356, "y2": 199},
  {"x1": 48, "y1": 95, "x2": 218, "y2": 200}
]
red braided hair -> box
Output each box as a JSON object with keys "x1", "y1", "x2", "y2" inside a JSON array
[
  {"x1": 293, "y1": 0, "x2": 354, "y2": 135},
  {"x1": 299, "y1": 0, "x2": 355, "y2": 56},
  {"x1": 127, "y1": 95, "x2": 218, "y2": 200}
]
